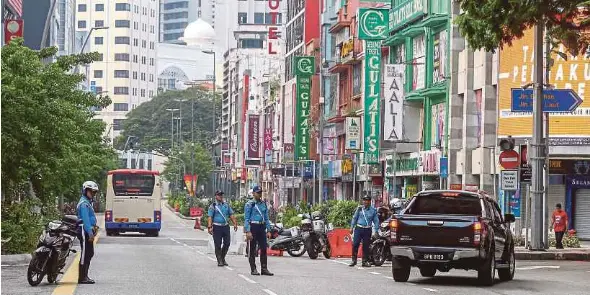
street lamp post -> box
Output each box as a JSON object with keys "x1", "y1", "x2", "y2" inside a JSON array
[
  {"x1": 202, "y1": 50, "x2": 217, "y2": 195},
  {"x1": 166, "y1": 109, "x2": 179, "y2": 150}
]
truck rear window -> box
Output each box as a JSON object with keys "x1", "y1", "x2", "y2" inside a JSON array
[{"x1": 406, "y1": 194, "x2": 482, "y2": 216}]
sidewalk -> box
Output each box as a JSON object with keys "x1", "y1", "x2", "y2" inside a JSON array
[
  {"x1": 515, "y1": 245, "x2": 590, "y2": 261},
  {"x1": 163, "y1": 202, "x2": 197, "y2": 220}
]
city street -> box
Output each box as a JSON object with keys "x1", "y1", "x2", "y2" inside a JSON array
[{"x1": 1, "y1": 205, "x2": 589, "y2": 295}]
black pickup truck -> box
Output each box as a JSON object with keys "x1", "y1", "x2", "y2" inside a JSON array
[{"x1": 389, "y1": 190, "x2": 516, "y2": 286}]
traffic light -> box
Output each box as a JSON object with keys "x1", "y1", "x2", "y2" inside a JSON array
[{"x1": 498, "y1": 135, "x2": 515, "y2": 151}]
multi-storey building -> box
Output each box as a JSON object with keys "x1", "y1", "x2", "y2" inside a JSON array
[
  {"x1": 76, "y1": 0, "x2": 159, "y2": 142},
  {"x1": 22, "y1": 0, "x2": 76, "y2": 53},
  {"x1": 159, "y1": 0, "x2": 198, "y2": 43}
]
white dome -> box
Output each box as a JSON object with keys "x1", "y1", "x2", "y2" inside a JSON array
[{"x1": 180, "y1": 19, "x2": 215, "y2": 46}]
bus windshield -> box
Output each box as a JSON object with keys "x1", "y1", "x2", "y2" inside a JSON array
[{"x1": 112, "y1": 173, "x2": 155, "y2": 196}]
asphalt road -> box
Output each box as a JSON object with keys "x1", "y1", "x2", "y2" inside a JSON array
[{"x1": 3, "y1": 205, "x2": 590, "y2": 295}]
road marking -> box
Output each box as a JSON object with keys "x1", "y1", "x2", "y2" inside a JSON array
[
  {"x1": 331, "y1": 260, "x2": 350, "y2": 266},
  {"x1": 238, "y1": 274, "x2": 257, "y2": 284},
  {"x1": 206, "y1": 256, "x2": 217, "y2": 262},
  {"x1": 1, "y1": 264, "x2": 29, "y2": 267},
  {"x1": 383, "y1": 276, "x2": 393, "y2": 279},
  {"x1": 52, "y1": 234, "x2": 100, "y2": 295},
  {"x1": 406, "y1": 282, "x2": 417, "y2": 286},
  {"x1": 517, "y1": 265, "x2": 560, "y2": 270},
  {"x1": 182, "y1": 243, "x2": 188, "y2": 247},
  {"x1": 169, "y1": 237, "x2": 181, "y2": 244},
  {"x1": 357, "y1": 267, "x2": 365, "y2": 270},
  {"x1": 423, "y1": 288, "x2": 438, "y2": 292},
  {"x1": 263, "y1": 289, "x2": 278, "y2": 295},
  {"x1": 369, "y1": 271, "x2": 381, "y2": 275},
  {"x1": 195, "y1": 250, "x2": 205, "y2": 255},
  {"x1": 225, "y1": 266, "x2": 234, "y2": 271}
]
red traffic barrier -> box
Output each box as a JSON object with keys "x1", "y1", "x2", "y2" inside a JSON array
[
  {"x1": 327, "y1": 228, "x2": 363, "y2": 258},
  {"x1": 189, "y1": 207, "x2": 204, "y2": 217},
  {"x1": 259, "y1": 246, "x2": 283, "y2": 257}
]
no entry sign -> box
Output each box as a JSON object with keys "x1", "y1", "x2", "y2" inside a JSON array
[{"x1": 499, "y1": 150, "x2": 520, "y2": 169}]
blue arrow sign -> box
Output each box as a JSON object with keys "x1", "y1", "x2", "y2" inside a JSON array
[{"x1": 511, "y1": 88, "x2": 583, "y2": 113}]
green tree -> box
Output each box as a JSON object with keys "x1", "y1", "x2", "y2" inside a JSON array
[
  {"x1": 114, "y1": 87, "x2": 218, "y2": 154},
  {"x1": 1, "y1": 39, "x2": 118, "y2": 205},
  {"x1": 162, "y1": 143, "x2": 214, "y2": 192},
  {"x1": 456, "y1": 0, "x2": 590, "y2": 55}
]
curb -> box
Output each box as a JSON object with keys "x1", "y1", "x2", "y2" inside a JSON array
[
  {"x1": 515, "y1": 251, "x2": 590, "y2": 261},
  {"x1": 1, "y1": 254, "x2": 32, "y2": 266},
  {"x1": 164, "y1": 202, "x2": 197, "y2": 220}
]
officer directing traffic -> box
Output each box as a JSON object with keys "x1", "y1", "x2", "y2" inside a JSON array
[
  {"x1": 244, "y1": 186, "x2": 274, "y2": 276},
  {"x1": 208, "y1": 190, "x2": 238, "y2": 267},
  {"x1": 349, "y1": 195, "x2": 379, "y2": 267},
  {"x1": 77, "y1": 181, "x2": 100, "y2": 284}
]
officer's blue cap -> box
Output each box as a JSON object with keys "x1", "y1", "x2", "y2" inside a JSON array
[
  {"x1": 362, "y1": 195, "x2": 371, "y2": 201},
  {"x1": 252, "y1": 186, "x2": 263, "y2": 193}
]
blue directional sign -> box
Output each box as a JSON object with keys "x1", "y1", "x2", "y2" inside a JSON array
[
  {"x1": 439, "y1": 157, "x2": 448, "y2": 178},
  {"x1": 511, "y1": 88, "x2": 583, "y2": 113}
]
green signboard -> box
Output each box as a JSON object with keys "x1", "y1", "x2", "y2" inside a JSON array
[
  {"x1": 389, "y1": 0, "x2": 427, "y2": 33},
  {"x1": 293, "y1": 56, "x2": 315, "y2": 160},
  {"x1": 358, "y1": 8, "x2": 389, "y2": 40},
  {"x1": 363, "y1": 40, "x2": 382, "y2": 164}
]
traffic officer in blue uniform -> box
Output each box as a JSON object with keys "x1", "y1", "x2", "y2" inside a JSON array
[
  {"x1": 77, "y1": 181, "x2": 99, "y2": 284},
  {"x1": 349, "y1": 195, "x2": 379, "y2": 267},
  {"x1": 244, "y1": 186, "x2": 274, "y2": 276},
  {"x1": 207, "y1": 190, "x2": 238, "y2": 267}
]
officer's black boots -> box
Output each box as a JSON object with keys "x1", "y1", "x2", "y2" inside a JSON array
[
  {"x1": 221, "y1": 248, "x2": 229, "y2": 266},
  {"x1": 349, "y1": 255, "x2": 357, "y2": 267},
  {"x1": 215, "y1": 249, "x2": 224, "y2": 267},
  {"x1": 361, "y1": 260, "x2": 371, "y2": 268},
  {"x1": 261, "y1": 266, "x2": 274, "y2": 276},
  {"x1": 250, "y1": 266, "x2": 260, "y2": 276},
  {"x1": 78, "y1": 265, "x2": 95, "y2": 284}
]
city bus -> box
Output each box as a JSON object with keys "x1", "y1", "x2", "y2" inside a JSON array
[{"x1": 104, "y1": 169, "x2": 162, "y2": 237}]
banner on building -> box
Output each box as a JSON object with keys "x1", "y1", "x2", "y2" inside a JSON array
[
  {"x1": 345, "y1": 117, "x2": 361, "y2": 150},
  {"x1": 247, "y1": 114, "x2": 260, "y2": 159},
  {"x1": 264, "y1": 128, "x2": 273, "y2": 163},
  {"x1": 383, "y1": 64, "x2": 404, "y2": 142},
  {"x1": 357, "y1": 8, "x2": 389, "y2": 40},
  {"x1": 284, "y1": 143, "x2": 295, "y2": 163},
  {"x1": 4, "y1": 19, "x2": 23, "y2": 44},
  {"x1": 294, "y1": 56, "x2": 315, "y2": 160},
  {"x1": 183, "y1": 174, "x2": 198, "y2": 197}
]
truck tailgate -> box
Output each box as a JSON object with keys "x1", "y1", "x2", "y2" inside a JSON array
[{"x1": 397, "y1": 215, "x2": 478, "y2": 247}]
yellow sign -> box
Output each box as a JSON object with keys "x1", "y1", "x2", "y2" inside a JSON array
[
  {"x1": 498, "y1": 28, "x2": 590, "y2": 137},
  {"x1": 342, "y1": 157, "x2": 353, "y2": 174},
  {"x1": 341, "y1": 39, "x2": 355, "y2": 60}
]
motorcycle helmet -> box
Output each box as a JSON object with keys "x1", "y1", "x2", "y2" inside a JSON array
[
  {"x1": 390, "y1": 198, "x2": 402, "y2": 209},
  {"x1": 82, "y1": 181, "x2": 99, "y2": 193}
]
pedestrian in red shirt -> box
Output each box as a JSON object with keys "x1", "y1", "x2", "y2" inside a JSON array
[{"x1": 551, "y1": 203, "x2": 568, "y2": 249}]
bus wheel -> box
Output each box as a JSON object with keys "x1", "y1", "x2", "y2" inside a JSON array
[{"x1": 106, "y1": 230, "x2": 114, "y2": 236}]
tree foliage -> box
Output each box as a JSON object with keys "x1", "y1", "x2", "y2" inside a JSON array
[
  {"x1": 456, "y1": 0, "x2": 590, "y2": 55},
  {"x1": 114, "y1": 87, "x2": 218, "y2": 154},
  {"x1": 162, "y1": 143, "x2": 214, "y2": 190},
  {"x1": 1, "y1": 39, "x2": 118, "y2": 205}
]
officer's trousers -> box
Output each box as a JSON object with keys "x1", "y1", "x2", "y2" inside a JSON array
[
  {"x1": 213, "y1": 224, "x2": 231, "y2": 258},
  {"x1": 352, "y1": 227, "x2": 371, "y2": 261},
  {"x1": 248, "y1": 223, "x2": 268, "y2": 270},
  {"x1": 77, "y1": 226, "x2": 94, "y2": 281}
]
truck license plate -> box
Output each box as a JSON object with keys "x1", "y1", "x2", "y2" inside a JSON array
[{"x1": 423, "y1": 254, "x2": 445, "y2": 260}]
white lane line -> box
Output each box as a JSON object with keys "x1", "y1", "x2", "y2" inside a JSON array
[
  {"x1": 238, "y1": 274, "x2": 257, "y2": 284},
  {"x1": 225, "y1": 266, "x2": 234, "y2": 271},
  {"x1": 357, "y1": 267, "x2": 365, "y2": 270},
  {"x1": 383, "y1": 276, "x2": 393, "y2": 280},
  {"x1": 517, "y1": 265, "x2": 560, "y2": 270},
  {"x1": 195, "y1": 250, "x2": 205, "y2": 255},
  {"x1": 263, "y1": 289, "x2": 278, "y2": 295},
  {"x1": 206, "y1": 256, "x2": 217, "y2": 262},
  {"x1": 406, "y1": 282, "x2": 417, "y2": 286},
  {"x1": 332, "y1": 260, "x2": 350, "y2": 266},
  {"x1": 369, "y1": 271, "x2": 381, "y2": 275},
  {"x1": 1, "y1": 264, "x2": 29, "y2": 267},
  {"x1": 169, "y1": 237, "x2": 181, "y2": 244},
  {"x1": 182, "y1": 243, "x2": 188, "y2": 247},
  {"x1": 423, "y1": 288, "x2": 438, "y2": 292}
]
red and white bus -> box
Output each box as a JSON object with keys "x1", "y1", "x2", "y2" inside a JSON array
[{"x1": 104, "y1": 169, "x2": 162, "y2": 237}]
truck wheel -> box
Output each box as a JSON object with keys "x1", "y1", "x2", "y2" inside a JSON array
[
  {"x1": 498, "y1": 247, "x2": 515, "y2": 281},
  {"x1": 419, "y1": 266, "x2": 436, "y2": 277},
  {"x1": 477, "y1": 248, "x2": 496, "y2": 286},
  {"x1": 391, "y1": 259, "x2": 411, "y2": 282},
  {"x1": 106, "y1": 230, "x2": 114, "y2": 236}
]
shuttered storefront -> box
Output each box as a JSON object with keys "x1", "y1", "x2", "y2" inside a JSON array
[
  {"x1": 574, "y1": 189, "x2": 590, "y2": 240},
  {"x1": 546, "y1": 184, "x2": 566, "y2": 232}
]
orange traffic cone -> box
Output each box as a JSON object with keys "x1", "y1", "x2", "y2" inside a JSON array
[{"x1": 194, "y1": 217, "x2": 202, "y2": 230}]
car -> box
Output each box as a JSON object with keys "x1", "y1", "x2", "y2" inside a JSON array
[{"x1": 388, "y1": 190, "x2": 516, "y2": 286}]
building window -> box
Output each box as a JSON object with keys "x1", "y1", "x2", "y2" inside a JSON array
[
  {"x1": 119, "y1": 158, "x2": 127, "y2": 169},
  {"x1": 163, "y1": 22, "x2": 188, "y2": 31},
  {"x1": 149, "y1": 90, "x2": 154, "y2": 98},
  {"x1": 147, "y1": 159, "x2": 152, "y2": 170},
  {"x1": 164, "y1": 11, "x2": 188, "y2": 20},
  {"x1": 133, "y1": 71, "x2": 138, "y2": 79},
  {"x1": 254, "y1": 13, "x2": 264, "y2": 24},
  {"x1": 95, "y1": 20, "x2": 104, "y2": 28},
  {"x1": 95, "y1": 86, "x2": 103, "y2": 93},
  {"x1": 141, "y1": 89, "x2": 146, "y2": 97},
  {"x1": 78, "y1": 4, "x2": 87, "y2": 12},
  {"x1": 141, "y1": 72, "x2": 146, "y2": 81},
  {"x1": 95, "y1": 4, "x2": 104, "y2": 11},
  {"x1": 163, "y1": 33, "x2": 183, "y2": 41},
  {"x1": 265, "y1": 13, "x2": 283, "y2": 24},
  {"x1": 97, "y1": 53, "x2": 104, "y2": 61},
  {"x1": 114, "y1": 87, "x2": 129, "y2": 95},
  {"x1": 94, "y1": 70, "x2": 103, "y2": 78},
  {"x1": 134, "y1": 38, "x2": 138, "y2": 46},
  {"x1": 149, "y1": 74, "x2": 154, "y2": 82},
  {"x1": 150, "y1": 25, "x2": 155, "y2": 34},
  {"x1": 115, "y1": 20, "x2": 131, "y2": 28},
  {"x1": 78, "y1": 20, "x2": 87, "y2": 29},
  {"x1": 164, "y1": 1, "x2": 189, "y2": 9},
  {"x1": 94, "y1": 37, "x2": 103, "y2": 45},
  {"x1": 139, "y1": 159, "x2": 145, "y2": 169},
  {"x1": 240, "y1": 39, "x2": 263, "y2": 49},
  {"x1": 113, "y1": 103, "x2": 129, "y2": 111},
  {"x1": 238, "y1": 13, "x2": 247, "y2": 24},
  {"x1": 115, "y1": 3, "x2": 131, "y2": 11},
  {"x1": 114, "y1": 70, "x2": 129, "y2": 78},
  {"x1": 150, "y1": 42, "x2": 155, "y2": 49},
  {"x1": 150, "y1": 58, "x2": 154, "y2": 66},
  {"x1": 113, "y1": 119, "x2": 125, "y2": 131},
  {"x1": 115, "y1": 36, "x2": 130, "y2": 44},
  {"x1": 133, "y1": 55, "x2": 138, "y2": 63},
  {"x1": 167, "y1": 79, "x2": 176, "y2": 89},
  {"x1": 134, "y1": 22, "x2": 138, "y2": 30},
  {"x1": 131, "y1": 158, "x2": 136, "y2": 169},
  {"x1": 142, "y1": 40, "x2": 146, "y2": 48},
  {"x1": 132, "y1": 88, "x2": 137, "y2": 96},
  {"x1": 142, "y1": 56, "x2": 146, "y2": 64},
  {"x1": 114, "y1": 53, "x2": 130, "y2": 61},
  {"x1": 142, "y1": 23, "x2": 146, "y2": 32}
]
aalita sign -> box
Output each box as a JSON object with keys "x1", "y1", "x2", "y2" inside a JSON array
[
  {"x1": 294, "y1": 56, "x2": 315, "y2": 160},
  {"x1": 247, "y1": 115, "x2": 260, "y2": 159},
  {"x1": 267, "y1": 0, "x2": 280, "y2": 54}
]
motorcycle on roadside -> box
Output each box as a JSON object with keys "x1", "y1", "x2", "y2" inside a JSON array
[
  {"x1": 27, "y1": 215, "x2": 80, "y2": 286},
  {"x1": 300, "y1": 211, "x2": 333, "y2": 260},
  {"x1": 267, "y1": 223, "x2": 307, "y2": 257},
  {"x1": 369, "y1": 220, "x2": 392, "y2": 266}
]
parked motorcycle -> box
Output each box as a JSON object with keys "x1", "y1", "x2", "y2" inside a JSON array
[
  {"x1": 370, "y1": 220, "x2": 392, "y2": 266},
  {"x1": 300, "y1": 211, "x2": 332, "y2": 260},
  {"x1": 268, "y1": 223, "x2": 306, "y2": 257},
  {"x1": 27, "y1": 215, "x2": 79, "y2": 286}
]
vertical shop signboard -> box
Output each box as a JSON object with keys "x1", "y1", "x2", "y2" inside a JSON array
[
  {"x1": 293, "y1": 56, "x2": 315, "y2": 160},
  {"x1": 358, "y1": 8, "x2": 389, "y2": 164}
]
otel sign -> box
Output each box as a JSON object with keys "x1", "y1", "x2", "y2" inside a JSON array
[
  {"x1": 297, "y1": 58, "x2": 313, "y2": 75},
  {"x1": 499, "y1": 149, "x2": 520, "y2": 170}
]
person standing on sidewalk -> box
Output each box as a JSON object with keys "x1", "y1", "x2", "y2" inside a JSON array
[
  {"x1": 551, "y1": 203, "x2": 569, "y2": 249},
  {"x1": 77, "y1": 181, "x2": 99, "y2": 284},
  {"x1": 208, "y1": 191, "x2": 238, "y2": 267},
  {"x1": 349, "y1": 195, "x2": 379, "y2": 267},
  {"x1": 244, "y1": 186, "x2": 274, "y2": 276}
]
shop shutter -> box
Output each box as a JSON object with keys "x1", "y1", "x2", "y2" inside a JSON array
[
  {"x1": 574, "y1": 189, "x2": 590, "y2": 240},
  {"x1": 546, "y1": 184, "x2": 566, "y2": 231}
]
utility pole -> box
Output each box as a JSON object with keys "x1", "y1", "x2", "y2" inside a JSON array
[
  {"x1": 530, "y1": 20, "x2": 546, "y2": 251},
  {"x1": 317, "y1": 0, "x2": 325, "y2": 204}
]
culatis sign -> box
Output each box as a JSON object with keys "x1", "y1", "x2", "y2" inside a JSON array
[{"x1": 267, "y1": 0, "x2": 281, "y2": 54}]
